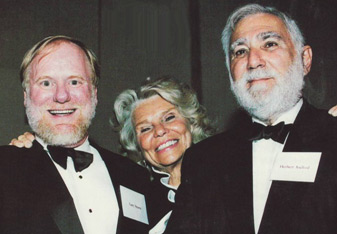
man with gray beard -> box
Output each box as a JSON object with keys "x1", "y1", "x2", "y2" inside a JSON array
[
  {"x1": 0, "y1": 36, "x2": 151, "y2": 234},
  {"x1": 166, "y1": 4, "x2": 336, "y2": 234}
]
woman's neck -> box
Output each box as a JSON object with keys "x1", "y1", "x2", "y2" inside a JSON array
[{"x1": 167, "y1": 163, "x2": 182, "y2": 187}]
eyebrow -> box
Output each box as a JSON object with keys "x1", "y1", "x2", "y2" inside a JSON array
[
  {"x1": 134, "y1": 107, "x2": 177, "y2": 128},
  {"x1": 33, "y1": 76, "x2": 53, "y2": 84},
  {"x1": 68, "y1": 75, "x2": 87, "y2": 80},
  {"x1": 258, "y1": 31, "x2": 282, "y2": 41},
  {"x1": 230, "y1": 31, "x2": 283, "y2": 53},
  {"x1": 35, "y1": 75, "x2": 86, "y2": 82},
  {"x1": 230, "y1": 38, "x2": 247, "y2": 52}
]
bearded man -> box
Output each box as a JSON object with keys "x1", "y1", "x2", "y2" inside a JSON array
[
  {"x1": 0, "y1": 36, "x2": 151, "y2": 234},
  {"x1": 166, "y1": 4, "x2": 336, "y2": 234}
]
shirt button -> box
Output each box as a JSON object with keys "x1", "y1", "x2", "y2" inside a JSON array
[
  {"x1": 79, "y1": 175, "x2": 83, "y2": 179},
  {"x1": 89, "y1": 209, "x2": 93, "y2": 213}
]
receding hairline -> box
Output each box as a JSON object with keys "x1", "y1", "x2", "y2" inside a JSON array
[
  {"x1": 27, "y1": 40, "x2": 93, "y2": 82},
  {"x1": 231, "y1": 12, "x2": 289, "y2": 39},
  {"x1": 34, "y1": 40, "x2": 89, "y2": 65},
  {"x1": 229, "y1": 12, "x2": 297, "y2": 56}
]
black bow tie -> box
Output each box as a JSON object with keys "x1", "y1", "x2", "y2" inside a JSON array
[
  {"x1": 47, "y1": 145, "x2": 93, "y2": 172},
  {"x1": 249, "y1": 121, "x2": 292, "y2": 144}
]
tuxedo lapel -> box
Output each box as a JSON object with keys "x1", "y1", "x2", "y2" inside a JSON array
[
  {"x1": 259, "y1": 179, "x2": 308, "y2": 234},
  {"x1": 50, "y1": 198, "x2": 84, "y2": 234},
  {"x1": 94, "y1": 146, "x2": 123, "y2": 208},
  {"x1": 94, "y1": 144, "x2": 150, "y2": 234},
  {"x1": 283, "y1": 101, "x2": 321, "y2": 152},
  {"x1": 101, "y1": 154, "x2": 125, "y2": 230},
  {"x1": 31, "y1": 141, "x2": 84, "y2": 234}
]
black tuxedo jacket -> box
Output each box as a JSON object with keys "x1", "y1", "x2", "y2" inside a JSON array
[
  {"x1": 0, "y1": 140, "x2": 151, "y2": 234},
  {"x1": 166, "y1": 101, "x2": 337, "y2": 234}
]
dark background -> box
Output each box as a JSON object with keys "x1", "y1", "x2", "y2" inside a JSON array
[{"x1": 0, "y1": 0, "x2": 336, "y2": 156}]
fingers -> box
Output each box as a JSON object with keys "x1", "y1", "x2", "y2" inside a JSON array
[
  {"x1": 328, "y1": 105, "x2": 337, "y2": 117},
  {"x1": 9, "y1": 132, "x2": 34, "y2": 148},
  {"x1": 23, "y1": 132, "x2": 34, "y2": 148},
  {"x1": 18, "y1": 135, "x2": 25, "y2": 141},
  {"x1": 24, "y1": 132, "x2": 35, "y2": 142},
  {"x1": 9, "y1": 139, "x2": 24, "y2": 148}
]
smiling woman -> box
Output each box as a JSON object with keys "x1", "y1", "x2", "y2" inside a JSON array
[
  {"x1": 133, "y1": 95, "x2": 192, "y2": 176},
  {"x1": 9, "y1": 77, "x2": 216, "y2": 231},
  {"x1": 112, "y1": 77, "x2": 215, "y2": 231}
]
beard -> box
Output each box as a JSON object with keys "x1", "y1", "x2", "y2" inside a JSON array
[
  {"x1": 230, "y1": 54, "x2": 304, "y2": 123},
  {"x1": 25, "y1": 92, "x2": 97, "y2": 146}
]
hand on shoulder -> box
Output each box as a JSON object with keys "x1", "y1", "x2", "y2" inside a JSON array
[{"x1": 9, "y1": 132, "x2": 35, "y2": 148}]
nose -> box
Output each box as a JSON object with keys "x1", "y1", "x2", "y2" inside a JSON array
[
  {"x1": 54, "y1": 83, "x2": 71, "y2": 103},
  {"x1": 247, "y1": 48, "x2": 265, "y2": 70},
  {"x1": 154, "y1": 123, "x2": 167, "y2": 137}
]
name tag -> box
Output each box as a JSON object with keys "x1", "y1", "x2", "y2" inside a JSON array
[
  {"x1": 270, "y1": 152, "x2": 321, "y2": 182},
  {"x1": 120, "y1": 185, "x2": 149, "y2": 224}
]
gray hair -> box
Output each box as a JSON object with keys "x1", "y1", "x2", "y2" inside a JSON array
[
  {"x1": 112, "y1": 77, "x2": 215, "y2": 154},
  {"x1": 20, "y1": 35, "x2": 100, "y2": 90},
  {"x1": 221, "y1": 4, "x2": 305, "y2": 78}
]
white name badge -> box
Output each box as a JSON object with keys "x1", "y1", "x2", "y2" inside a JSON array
[
  {"x1": 120, "y1": 185, "x2": 149, "y2": 224},
  {"x1": 270, "y1": 152, "x2": 321, "y2": 182}
]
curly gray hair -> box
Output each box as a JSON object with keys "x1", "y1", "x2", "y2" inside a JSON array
[
  {"x1": 112, "y1": 77, "x2": 215, "y2": 155},
  {"x1": 221, "y1": 4, "x2": 305, "y2": 79}
]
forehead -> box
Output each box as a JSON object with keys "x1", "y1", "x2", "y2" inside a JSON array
[
  {"x1": 35, "y1": 42, "x2": 87, "y2": 64},
  {"x1": 133, "y1": 95, "x2": 176, "y2": 122},
  {"x1": 30, "y1": 42, "x2": 91, "y2": 79},
  {"x1": 231, "y1": 13, "x2": 290, "y2": 43}
]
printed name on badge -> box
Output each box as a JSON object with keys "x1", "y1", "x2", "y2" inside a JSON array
[
  {"x1": 120, "y1": 185, "x2": 149, "y2": 224},
  {"x1": 270, "y1": 152, "x2": 321, "y2": 182}
]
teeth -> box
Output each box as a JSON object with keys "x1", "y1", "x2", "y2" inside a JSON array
[
  {"x1": 156, "y1": 140, "x2": 178, "y2": 151},
  {"x1": 49, "y1": 109, "x2": 75, "y2": 115}
]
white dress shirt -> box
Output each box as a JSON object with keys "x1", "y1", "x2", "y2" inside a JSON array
[
  {"x1": 36, "y1": 137, "x2": 120, "y2": 234},
  {"x1": 252, "y1": 99, "x2": 303, "y2": 233},
  {"x1": 149, "y1": 168, "x2": 177, "y2": 234}
]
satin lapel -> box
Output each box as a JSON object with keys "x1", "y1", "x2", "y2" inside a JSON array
[
  {"x1": 93, "y1": 147, "x2": 125, "y2": 232},
  {"x1": 31, "y1": 141, "x2": 84, "y2": 234},
  {"x1": 283, "y1": 101, "x2": 320, "y2": 153},
  {"x1": 222, "y1": 119, "x2": 255, "y2": 234},
  {"x1": 50, "y1": 198, "x2": 84, "y2": 234},
  {"x1": 95, "y1": 146, "x2": 150, "y2": 234},
  {"x1": 95, "y1": 147, "x2": 122, "y2": 208},
  {"x1": 260, "y1": 179, "x2": 308, "y2": 233},
  {"x1": 259, "y1": 103, "x2": 313, "y2": 234}
]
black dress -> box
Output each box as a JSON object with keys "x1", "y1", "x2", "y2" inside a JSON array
[{"x1": 147, "y1": 170, "x2": 176, "y2": 229}]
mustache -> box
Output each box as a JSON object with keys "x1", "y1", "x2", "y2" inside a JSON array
[{"x1": 240, "y1": 69, "x2": 279, "y2": 83}]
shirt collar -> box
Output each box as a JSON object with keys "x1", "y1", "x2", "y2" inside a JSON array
[
  {"x1": 151, "y1": 167, "x2": 178, "y2": 190},
  {"x1": 252, "y1": 99, "x2": 303, "y2": 126}
]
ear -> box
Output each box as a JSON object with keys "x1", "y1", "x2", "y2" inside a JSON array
[
  {"x1": 302, "y1": 45, "x2": 312, "y2": 75},
  {"x1": 24, "y1": 91, "x2": 27, "y2": 107}
]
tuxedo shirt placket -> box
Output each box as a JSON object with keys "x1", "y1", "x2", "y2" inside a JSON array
[
  {"x1": 252, "y1": 99, "x2": 303, "y2": 234},
  {"x1": 252, "y1": 137, "x2": 284, "y2": 233},
  {"x1": 37, "y1": 137, "x2": 120, "y2": 234}
]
